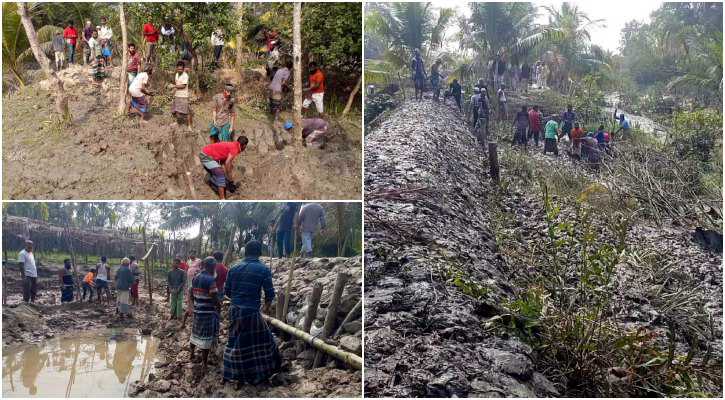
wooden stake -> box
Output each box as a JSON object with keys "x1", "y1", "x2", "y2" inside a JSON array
[
  {"x1": 334, "y1": 299, "x2": 362, "y2": 337},
  {"x1": 297, "y1": 281, "x2": 323, "y2": 353},
  {"x1": 281, "y1": 229, "x2": 298, "y2": 319},
  {"x1": 275, "y1": 291, "x2": 286, "y2": 321},
  {"x1": 262, "y1": 314, "x2": 362, "y2": 370},
  {"x1": 489, "y1": 142, "x2": 499, "y2": 184},
  {"x1": 313, "y1": 272, "x2": 350, "y2": 367}
]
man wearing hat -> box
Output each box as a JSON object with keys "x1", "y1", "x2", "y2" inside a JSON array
[
  {"x1": 51, "y1": 30, "x2": 66, "y2": 70},
  {"x1": 18, "y1": 240, "x2": 38, "y2": 303},
  {"x1": 210, "y1": 84, "x2": 237, "y2": 142},
  {"x1": 284, "y1": 118, "x2": 328, "y2": 149}
]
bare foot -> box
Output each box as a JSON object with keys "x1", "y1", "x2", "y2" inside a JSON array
[
  {"x1": 187, "y1": 125, "x2": 193, "y2": 132},
  {"x1": 170, "y1": 122, "x2": 178, "y2": 127}
]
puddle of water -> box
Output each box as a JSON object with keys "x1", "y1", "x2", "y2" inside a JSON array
[{"x1": 2, "y1": 328, "x2": 160, "y2": 398}]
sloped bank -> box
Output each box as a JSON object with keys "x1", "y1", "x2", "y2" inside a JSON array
[{"x1": 363, "y1": 100, "x2": 558, "y2": 397}]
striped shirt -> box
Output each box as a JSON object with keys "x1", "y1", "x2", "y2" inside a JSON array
[
  {"x1": 224, "y1": 257, "x2": 275, "y2": 309},
  {"x1": 192, "y1": 270, "x2": 218, "y2": 313}
]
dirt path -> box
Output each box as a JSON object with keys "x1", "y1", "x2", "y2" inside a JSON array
[
  {"x1": 363, "y1": 99, "x2": 722, "y2": 397},
  {"x1": 2, "y1": 256, "x2": 362, "y2": 398},
  {"x1": 2, "y1": 65, "x2": 361, "y2": 200}
]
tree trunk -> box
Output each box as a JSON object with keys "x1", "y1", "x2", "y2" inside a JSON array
[
  {"x1": 313, "y1": 272, "x2": 350, "y2": 367},
  {"x1": 117, "y1": 2, "x2": 129, "y2": 114},
  {"x1": 293, "y1": 3, "x2": 303, "y2": 141},
  {"x1": 223, "y1": 225, "x2": 237, "y2": 265},
  {"x1": 341, "y1": 74, "x2": 362, "y2": 117},
  {"x1": 17, "y1": 2, "x2": 69, "y2": 119},
  {"x1": 235, "y1": 2, "x2": 244, "y2": 69},
  {"x1": 336, "y1": 203, "x2": 346, "y2": 256},
  {"x1": 197, "y1": 217, "x2": 205, "y2": 255}
]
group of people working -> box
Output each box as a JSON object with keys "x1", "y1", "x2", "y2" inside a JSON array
[{"x1": 266, "y1": 202, "x2": 327, "y2": 259}]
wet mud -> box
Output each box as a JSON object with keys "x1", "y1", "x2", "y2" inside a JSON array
[{"x1": 2, "y1": 65, "x2": 361, "y2": 200}]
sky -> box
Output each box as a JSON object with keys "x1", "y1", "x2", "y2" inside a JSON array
[{"x1": 428, "y1": 1, "x2": 662, "y2": 54}]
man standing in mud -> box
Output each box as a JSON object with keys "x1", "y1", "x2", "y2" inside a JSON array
[
  {"x1": 129, "y1": 256, "x2": 140, "y2": 307},
  {"x1": 210, "y1": 84, "x2": 237, "y2": 142},
  {"x1": 166, "y1": 258, "x2": 185, "y2": 320},
  {"x1": 168, "y1": 61, "x2": 192, "y2": 131},
  {"x1": 128, "y1": 63, "x2": 155, "y2": 124},
  {"x1": 115, "y1": 258, "x2": 135, "y2": 321},
  {"x1": 185, "y1": 256, "x2": 221, "y2": 368},
  {"x1": 222, "y1": 240, "x2": 281, "y2": 385},
  {"x1": 297, "y1": 202, "x2": 326, "y2": 257},
  {"x1": 198, "y1": 136, "x2": 249, "y2": 199},
  {"x1": 213, "y1": 251, "x2": 228, "y2": 302},
  {"x1": 185, "y1": 250, "x2": 202, "y2": 310},
  {"x1": 411, "y1": 49, "x2": 426, "y2": 100},
  {"x1": 18, "y1": 240, "x2": 37, "y2": 303},
  {"x1": 96, "y1": 256, "x2": 112, "y2": 304}
]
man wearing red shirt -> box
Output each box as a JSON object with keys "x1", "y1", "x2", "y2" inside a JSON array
[
  {"x1": 570, "y1": 122, "x2": 584, "y2": 157},
  {"x1": 63, "y1": 20, "x2": 78, "y2": 64},
  {"x1": 142, "y1": 21, "x2": 159, "y2": 62},
  {"x1": 303, "y1": 61, "x2": 325, "y2": 118},
  {"x1": 212, "y1": 251, "x2": 228, "y2": 301},
  {"x1": 198, "y1": 136, "x2": 249, "y2": 199},
  {"x1": 528, "y1": 105, "x2": 542, "y2": 147}
]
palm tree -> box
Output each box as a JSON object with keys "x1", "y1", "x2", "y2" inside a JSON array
[
  {"x1": 666, "y1": 31, "x2": 723, "y2": 102},
  {"x1": 3, "y1": 2, "x2": 56, "y2": 87}
]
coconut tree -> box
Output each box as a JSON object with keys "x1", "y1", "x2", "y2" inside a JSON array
[
  {"x1": 2, "y1": 2, "x2": 56, "y2": 87},
  {"x1": 293, "y1": 2, "x2": 302, "y2": 140},
  {"x1": 16, "y1": 2, "x2": 69, "y2": 118},
  {"x1": 117, "y1": 2, "x2": 129, "y2": 114}
]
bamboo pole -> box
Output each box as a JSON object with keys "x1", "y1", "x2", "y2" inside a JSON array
[
  {"x1": 297, "y1": 281, "x2": 323, "y2": 353},
  {"x1": 313, "y1": 272, "x2": 350, "y2": 367},
  {"x1": 334, "y1": 299, "x2": 361, "y2": 337},
  {"x1": 281, "y1": 229, "x2": 298, "y2": 319},
  {"x1": 262, "y1": 314, "x2": 362, "y2": 370}
]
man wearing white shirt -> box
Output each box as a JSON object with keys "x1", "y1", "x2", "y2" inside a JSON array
[
  {"x1": 161, "y1": 22, "x2": 175, "y2": 52},
  {"x1": 211, "y1": 30, "x2": 224, "y2": 62},
  {"x1": 99, "y1": 16, "x2": 113, "y2": 67},
  {"x1": 18, "y1": 240, "x2": 37, "y2": 303},
  {"x1": 168, "y1": 61, "x2": 192, "y2": 130}
]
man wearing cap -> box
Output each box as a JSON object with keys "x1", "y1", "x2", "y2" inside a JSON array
[
  {"x1": 284, "y1": 118, "x2": 328, "y2": 149},
  {"x1": 210, "y1": 84, "x2": 237, "y2": 142},
  {"x1": 18, "y1": 240, "x2": 38, "y2": 303},
  {"x1": 198, "y1": 135, "x2": 249, "y2": 199}
]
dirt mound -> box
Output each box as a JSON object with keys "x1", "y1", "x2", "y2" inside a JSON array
[
  {"x1": 3, "y1": 65, "x2": 361, "y2": 200},
  {"x1": 363, "y1": 99, "x2": 558, "y2": 397}
]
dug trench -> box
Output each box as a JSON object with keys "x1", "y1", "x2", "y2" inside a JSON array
[
  {"x1": 2, "y1": 256, "x2": 362, "y2": 398},
  {"x1": 363, "y1": 99, "x2": 722, "y2": 397},
  {"x1": 2, "y1": 65, "x2": 361, "y2": 200}
]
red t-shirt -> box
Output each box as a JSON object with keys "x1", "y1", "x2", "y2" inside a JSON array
[
  {"x1": 201, "y1": 141, "x2": 242, "y2": 161},
  {"x1": 604, "y1": 132, "x2": 610, "y2": 142},
  {"x1": 64, "y1": 26, "x2": 78, "y2": 44},
  {"x1": 215, "y1": 263, "x2": 228, "y2": 293},
  {"x1": 309, "y1": 70, "x2": 324, "y2": 94},
  {"x1": 570, "y1": 127, "x2": 584, "y2": 146},
  {"x1": 528, "y1": 109, "x2": 541, "y2": 131},
  {"x1": 142, "y1": 23, "x2": 159, "y2": 42}
]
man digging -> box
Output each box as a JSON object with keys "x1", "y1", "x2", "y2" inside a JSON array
[{"x1": 198, "y1": 135, "x2": 249, "y2": 199}]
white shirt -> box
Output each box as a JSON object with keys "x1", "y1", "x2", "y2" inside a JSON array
[
  {"x1": 129, "y1": 72, "x2": 149, "y2": 98},
  {"x1": 18, "y1": 250, "x2": 37, "y2": 278},
  {"x1": 267, "y1": 49, "x2": 280, "y2": 69},
  {"x1": 99, "y1": 25, "x2": 112, "y2": 40},
  {"x1": 175, "y1": 72, "x2": 189, "y2": 98},
  {"x1": 97, "y1": 263, "x2": 108, "y2": 281},
  {"x1": 161, "y1": 26, "x2": 175, "y2": 36},
  {"x1": 498, "y1": 89, "x2": 506, "y2": 102},
  {"x1": 211, "y1": 31, "x2": 224, "y2": 46}
]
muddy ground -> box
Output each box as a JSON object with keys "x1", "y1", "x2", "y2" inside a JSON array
[
  {"x1": 2, "y1": 65, "x2": 361, "y2": 200},
  {"x1": 2, "y1": 256, "x2": 362, "y2": 397},
  {"x1": 363, "y1": 99, "x2": 722, "y2": 397}
]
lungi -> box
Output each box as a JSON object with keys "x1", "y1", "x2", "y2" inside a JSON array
[
  {"x1": 191, "y1": 312, "x2": 219, "y2": 350},
  {"x1": 269, "y1": 90, "x2": 283, "y2": 112},
  {"x1": 130, "y1": 95, "x2": 148, "y2": 114},
  {"x1": 117, "y1": 289, "x2": 130, "y2": 314},
  {"x1": 209, "y1": 121, "x2": 231, "y2": 142},
  {"x1": 91, "y1": 55, "x2": 106, "y2": 80},
  {"x1": 172, "y1": 96, "x2": 190, "y2": 115},
  {"x1": 130, "y1": 278, "x2": 139, "y2": 299},
  {"x1": 170, "y1": 290, "x2": 184, "y2": 318},
  {"x1": 223, "y1": 306, "x2": 282, "y2": 383},
  {"x1": 199, "y1": 152, "x2": 227, "y2": 187},
  {"x1": 61, "y1": 274, "x2": 74, "y2": 303},
  {"x1": 544, "y1": 138, "x2": 558, "y2": 155}
]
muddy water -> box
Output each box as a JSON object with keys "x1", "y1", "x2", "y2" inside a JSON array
[
  {"x1": 604, "y1": 92, "x2": 670, "y2": 141},
  {"x1": 2, "y1": 329, "x2": 160, "y2": 398}
]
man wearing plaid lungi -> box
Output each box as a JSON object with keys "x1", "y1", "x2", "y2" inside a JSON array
[
  {"x1": 223, "y1": 240, "x2": 282, "y2": 385},
  {"x1": 183, "y1": 256, "x2": 221, "y2": 368}
]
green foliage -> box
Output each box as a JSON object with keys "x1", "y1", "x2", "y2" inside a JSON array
[
  {"x1": 2, "y1": 2, "x2": 58, "y2": 87},
  {"x1": 301, "y1": 2, "x2": 361, "y2": 70},
  {"x1": 440, "y1": 257, "x2": 488, "y2": 300},
  {"x1": 364, "y1": 94, "x2": 398, "y2": 125},
  {"x1": 670, "y1": 109, "x2": 723, "y2": 166}
]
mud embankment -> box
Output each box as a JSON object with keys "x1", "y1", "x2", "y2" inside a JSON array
[
  {"x1": 364, "y1": 99, "x2": 559, "y2": 397},
  {"x1": 2, "y1": 257, "x2": 362, "y2": 398}
]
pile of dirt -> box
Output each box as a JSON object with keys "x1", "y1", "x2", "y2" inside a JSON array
[
  {"x1": 3, "y1": 65, "x2": 361, "y2": 200},
  {"x1": 363, "y1": 99, "x2": 558, "y2": 397}
]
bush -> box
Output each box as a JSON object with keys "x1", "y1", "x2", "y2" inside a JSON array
[
  {"x1": 670, "y1": 109, "x2": 723, "y2": 166},
  {"x1": 364, "y1": 94, "x2": 397, "y2": 125}
]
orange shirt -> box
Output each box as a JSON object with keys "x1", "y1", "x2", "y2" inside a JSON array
[
  {"x1": 83, "y1": 272, "x2": 95, "y2": 284},
  {"x1": 570, "y1": 127, "x2": 584, "y2": 146},
  {"x1": 309, "y1": 70, "x2": 324, "y2": 94}
]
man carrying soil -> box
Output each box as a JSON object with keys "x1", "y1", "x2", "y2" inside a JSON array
[
  {"x1": 283, "y1": 118, "x2": 328, "y2": 148},
  {"x1": 96, "y1": 256, "x2": 112, "y2": 304},
  {"x1": 269, "y1": 61, "x2": 292, "y2": 121},
  {"x1": 198, "y1": 136, "x2": 249, "y2": 199},
  {"x1": 59, "y1": 259, "x2": 74, "y2": 303},
  {"x1": 222, "y1": 240, "x2": 281, "y2": 385},
  {"x1": 303, "y1": 62, "x2": 325, "y2": 118},
  {"x1": 210, "y1": 84, "x2": 237, "y2": 143},
  {"x1": 166, "y1": 258, "x2": 186, "y2": 320},
  {"x1": 297, "y1": 202, "x2": 326, "y2": 257},
  {"x1": 18, "y1": 240, "x2": 37, "y2": 303},
  {"x1": 115, "y1": 258, "x2": 135, "y2": 321},
  {"x1": 128, "y1": 63, "x2": 155, "y2": 124},
  {"x1": 168, "y1": 61, "x2": 192, "y2": 131},
  {"x1": 184, "y1": 256, "x2": 222, "y2": 368}
]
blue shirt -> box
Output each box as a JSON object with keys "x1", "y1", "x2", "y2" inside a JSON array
[
  {"x1": 115, "y1": 265, "x2": 134, "y2": 291},
  {"x1": 562, "y1": 111, "x2": 576, "y2": 125},
  {"x1": 192, "y1": 270, "x2": 218, "y2": 313},
  {"x1": 596, "y1": 130, "x2": 605, "y2": 145},
  {"x1": 224, "y1": 256, "x2": 275, "y2": 309}
]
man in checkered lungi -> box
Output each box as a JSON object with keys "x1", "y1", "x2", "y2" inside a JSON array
[
  {"x1": 183, "y1": 256, "x2": 221, "y2": 368},
  {"x1": 222, "y1": 240, "x2": 282, "y2": 385}
]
